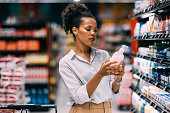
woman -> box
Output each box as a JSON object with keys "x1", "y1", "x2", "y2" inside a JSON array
[{"x1": 59, "y1": 3, "x2": 125, "y2": 113}]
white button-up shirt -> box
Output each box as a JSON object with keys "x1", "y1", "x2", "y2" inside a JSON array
[{"x1": 59, "y1": 47, "x2": 120, "y2": 106}]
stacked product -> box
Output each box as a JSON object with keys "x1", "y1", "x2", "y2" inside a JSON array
[
  {"x1": 0, "y1": 57, "x2": 26, "y2": 113},
  {"x1": 0, "y1": 40, "x2": 40, "y2": 51},
  {"x1": 134, "y1": 15, "x2": 170, "y2": 37},
  {"x1": 130, "y1": 1, "x2": 170, "y2": 113},
  {"x1": 0, "y1": 28, "x2": 47, "y2": 37},
  {"x1": 25, "y1": 86, "x2": 49, "y2": 104},
  {"x1": 25, "y1": 67, "x2": 49, "y2": 84}
]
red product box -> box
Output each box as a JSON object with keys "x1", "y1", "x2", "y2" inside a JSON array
[
  {"x1": 28, "y1": 40, "x2": 40, "y2": 50},
  {"x1": 0, "y1": 41, "x2": 7, "y2": 50},
  {"x1": 7, "y1": 42, "x2": 17, "y2": 51},
  {"x1": 17, "y1": 40, "x2": 28, "y2": 51}
]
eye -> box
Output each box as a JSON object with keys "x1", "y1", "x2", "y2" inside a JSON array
[
  {"x1": 94, "y1": 29, "x2": 98, "y2": 32},
  {"x1": 94, "y1": 28, "x2": 98, "y2": 32},
  {"x1": 86, "y1": 28, "x2": 90, "y2": 31}
]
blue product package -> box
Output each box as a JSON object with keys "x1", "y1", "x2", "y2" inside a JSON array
[{"x1": 139, "y1": 22, "x2": 144, "y2": 36}]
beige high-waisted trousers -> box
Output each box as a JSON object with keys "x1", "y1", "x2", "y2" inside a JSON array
[{"x1": 69, "y1": 102, "x2": 112, "y2": 113}]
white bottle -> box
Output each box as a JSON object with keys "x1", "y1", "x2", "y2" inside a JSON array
[{"x1": 110, "y1": 45, "x2": 128, "y2": 65}]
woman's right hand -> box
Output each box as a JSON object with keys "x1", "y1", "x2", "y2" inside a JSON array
[{"x1": 97, "y1": 59, "x2": 120, "y2": 77}]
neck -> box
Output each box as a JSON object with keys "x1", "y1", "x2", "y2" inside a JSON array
[{"x1": 75, "y1": 45, "x2": 90, "y2": 54}]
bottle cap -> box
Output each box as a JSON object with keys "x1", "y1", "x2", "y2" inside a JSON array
[{"x1": 119, "y1": 45, "x2": 129, "y2": 53}]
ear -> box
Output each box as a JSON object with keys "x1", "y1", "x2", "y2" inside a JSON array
[{"x1": 72, "y1": 27, "x2": 78, "y2": 36}]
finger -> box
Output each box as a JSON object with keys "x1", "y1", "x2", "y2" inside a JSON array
[
  {"x1": 120, "y1": 62, "x2": 125, "y2": 68},
  {"x1": 105, "y1": 61, "x2": 118, "y2": 67},
  {"x1": 106, "y1": 67, "x2": 120, "y2": 73},
  {"x1": 107, "y1": 70, "x2": 120, "y2": 75},
  {"x1": 106, "y1": 66, "x2": 114, "y2": 70},
  {"x1": 112, "y1": 65, "x2": 120, "y2": 69},
  {"x1": 104, "y1": 59, "x2": 110, "y2": 64},
  {"x1": 119, "y1": 67, "x2": 124, "y2": 71},
  {"x1": 106, "y1": 70, "x2": 113, "y2": 75},
  {"x1": 116, "y1": 71, "x2": 125, "y2": 76}
]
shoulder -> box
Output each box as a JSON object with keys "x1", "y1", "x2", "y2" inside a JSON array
[
  {"x1": 93, "y1": 47, "x2": 109, "y2": 56},
  {"x1": 59, "y1": 50, "x2": 74, "y2": 66}
]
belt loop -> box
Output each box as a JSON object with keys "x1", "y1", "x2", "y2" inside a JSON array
[
  {"x1": 89, "y1": 102, "x2": 91, "y2": 109},
  {"x1": 103, "y1": 102, "x2": 105, "y2": 109}
]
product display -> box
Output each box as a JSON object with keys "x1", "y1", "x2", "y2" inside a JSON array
[
  {"x1": 25, "y1": 67, "x2": 48, "y2": 84},
  {"x1": 0, "y1": 2, "x2": 169, "y2": 113},
  {"x1": 0, "y1": 28, "x2": 47, "y2": 37},
  {"x1": 0, "y1": 40, "x2": 40, "y2": 51},
  {"x1": 0, "y1": 57, "x2": 26, "y2": 113},
  {"x1": 25, "y1": 87, "x2": 49, "y2": 104},
  {"x1": 25, "y1": 53, "x2": 49, "y2": 64},
  {"x1": 0, "y1": 21, "x2": 53, "y2": 108},
  {"x1": 130, "y1": 1, "x2": 170, "y2": 113}
]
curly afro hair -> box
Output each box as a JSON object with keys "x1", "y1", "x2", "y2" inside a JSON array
[{"x1": 62, "y1": 3, "x2": 95, "y2": 40}]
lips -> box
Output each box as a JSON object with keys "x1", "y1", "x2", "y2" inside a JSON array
[{"x1": 89, "y1": 38, "x2": 95, "y2": 41}]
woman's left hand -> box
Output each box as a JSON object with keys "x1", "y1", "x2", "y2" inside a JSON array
[{"x1": 114, "y1": 62, "x2": 125, "y2": 82}]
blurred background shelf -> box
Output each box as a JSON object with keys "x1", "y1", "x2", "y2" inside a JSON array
[
  {"x1": 1, "y1": 22, "x2": 46, "y2": 29},
  {"x1": 129, "y1": 1, "x2": 170, "y2": 19},
  {"x1": 0, "y1": 50, "x2": 47, "y2": 54},
  {"x1": 130, "y1": 85, "x2": 169, "y2": 113},
  {"x1": 131, "y1": 69, "x2": 170, "y2": 93},
  {"x1": 131, "y1": 34, "x2": 170, "y2": 40},
  {"x1": 0, "y1": 37, "x2": 46, "y2": 40}
]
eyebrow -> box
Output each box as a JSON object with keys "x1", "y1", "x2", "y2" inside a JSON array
[{"x1": 85, "y1": 25, "x2": 98, "y2": 28}]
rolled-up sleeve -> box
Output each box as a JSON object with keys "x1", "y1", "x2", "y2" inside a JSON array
[{"x1": 59, "y1": 60, "x2": 91, "y2": 104}]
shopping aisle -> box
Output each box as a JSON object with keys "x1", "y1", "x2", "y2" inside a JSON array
[{"x1": 56, "y1": 79, "x2": 130, "y2": 113}]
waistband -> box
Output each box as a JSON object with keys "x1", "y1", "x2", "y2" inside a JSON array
[{"x1": 73, "y1": 102, "x2": 112, "y2": 109}]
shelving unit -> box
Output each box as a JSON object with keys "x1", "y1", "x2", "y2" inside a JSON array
[
  {"x1": 131, "y1": 69, "x2": 170, "y2": 93},
  {"x1": 0, "y1": 50, "x2": 47, "y2": 54},
  {"x1": 130, "y1": 85, "x2": 169, "y2": 113},
  {"x1": 131, "y1": 34, "x2": 170, "y2": 40},
  {"x1": 0, "y1": 37, "x2": 46, "y2": 40},
  {"x1": 129, "y1": 1, "x2": 170, "y2": 19},
  {"x1": 130, "y1": 106, "x2": 139, "y2": 113},
  {"x1": 129, "y1": 1, "x2": 170, "y2": 113},
  {"x1": 0, "y1": 22, "x2": 54, "y2": 107},
  {"x1": 131, "y1": 54, "x2": 170, "y2": 65},
  {"x1": 1, "y1": 22, "x2": 46, "y2": 30}
]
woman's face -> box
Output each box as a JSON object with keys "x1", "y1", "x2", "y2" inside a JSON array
[{"x1": 75, "y1": 17, "x2": 97, "y2": 47}]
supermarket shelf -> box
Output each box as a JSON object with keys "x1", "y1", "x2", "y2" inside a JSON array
[
  {"x1": 1, "y1": 22, "x2": 46, "y2": 30},
  {"x1": 131, "y1": 70, "x2": 170, "y2": 93},
  {"x1": 129, "y1": 106, "x2": 139, "y2": 113},
  {"x1": 0, "y1": 50, "x2": 47, "y2": 55},
  {"x1": 129, "y1": 85, "x2": 169, "y2": 113},
  {"x1": 25, "y1": 82, "x2": 48, "y2": 85},
  {"x1": 0, "y1": 37, "x2": 46, "y2": 40},
  {"x1": 131, "y1": 54, "x2": 170, "y2": 65},
  {"x1": 129, "y1": 1, "x2": 170, "y2": 19},
  {"x1": 131, "y1": 34, "x2": 170, "y2": 40},
  {"x1": 118, "y1": 105, "x2": 132, "y2": 111},
  {"x1": 0, "y1": 104, "x2": 57, "y2": 113},
  {"x1": 27, "y1": 64, "x2": 48, "y2": 67}
]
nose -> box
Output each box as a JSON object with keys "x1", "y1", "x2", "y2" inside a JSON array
[{"x1": 91, "y1": 30, "x2": 96, "y2": 36}]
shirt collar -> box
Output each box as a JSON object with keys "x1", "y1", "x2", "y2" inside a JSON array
[{"x1": 68, "y1": 46, "x2": 99, "y2": 60}]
